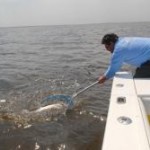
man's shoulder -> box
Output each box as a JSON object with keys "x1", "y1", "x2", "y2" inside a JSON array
[{"x1": 115, "y1": 37, "x2": 129, "y2": 50}]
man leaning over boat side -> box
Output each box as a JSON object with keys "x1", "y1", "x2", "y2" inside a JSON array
[{"x1": 98, "y1": 33, "x2": 150, "y2": 84}]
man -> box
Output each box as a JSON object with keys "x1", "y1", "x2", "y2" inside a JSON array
[{"x1": 98, "y1": 33, "x2": 150, "y2": 84}]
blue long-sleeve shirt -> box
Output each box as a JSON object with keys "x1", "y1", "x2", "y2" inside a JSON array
[{"x1": 105, "y1": 37, "x2": 150, "y2": 79}]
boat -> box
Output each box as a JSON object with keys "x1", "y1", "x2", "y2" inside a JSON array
[{"x1": 102, "y1": 72, "x2": 150, "y2": 150}]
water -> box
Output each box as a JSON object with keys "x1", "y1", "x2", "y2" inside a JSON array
[{"x1": 0, "y1": 22, "x2": 150, "y2": 150}]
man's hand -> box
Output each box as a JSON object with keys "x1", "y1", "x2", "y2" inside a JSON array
[{"x1": 98, "y1": 75, "x2": 107, "y2": 84}]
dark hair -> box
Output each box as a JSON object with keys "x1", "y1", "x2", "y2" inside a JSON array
[{"x1": 101, "y1": 33, "x2": 118, "y2": 45}]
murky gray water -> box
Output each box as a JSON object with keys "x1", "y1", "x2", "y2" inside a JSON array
[{"x1": 0, "y1": 22, "x2": 150, "y2": 150}]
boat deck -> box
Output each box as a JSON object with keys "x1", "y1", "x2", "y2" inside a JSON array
[{"x1": 102, "y1": 72, "x2": 150, "y2": 150}]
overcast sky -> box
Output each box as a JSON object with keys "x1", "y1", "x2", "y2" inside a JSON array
[{"x1": 0, "y1": 0, "x2": 150, "y2": 27}]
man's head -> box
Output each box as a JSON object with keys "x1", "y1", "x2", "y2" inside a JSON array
[{"x1": 101, "y1": 33, "x2": 118, "y2": 53}]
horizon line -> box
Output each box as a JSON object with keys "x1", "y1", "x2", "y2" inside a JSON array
[{"x1": 0, "y1": 21, "x2": 150, "y2": 29}]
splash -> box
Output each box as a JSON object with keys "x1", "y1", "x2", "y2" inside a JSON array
[
  {"x1": 0, "y1": 103, "x2": 68, "y2": 128},
  {"x1": 0, "y1": 77, "x2": 80, "y2": 128}
]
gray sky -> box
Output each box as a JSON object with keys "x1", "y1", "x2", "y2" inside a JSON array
[{"x1": 0, "y1": 0, "x2": 150, "y2": 27}]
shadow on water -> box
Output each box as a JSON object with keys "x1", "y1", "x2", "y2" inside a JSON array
[{"x1": 0, "y1": 108, "x2": 106, "y2": 150}]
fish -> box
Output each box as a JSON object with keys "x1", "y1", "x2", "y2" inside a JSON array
[{"x1": 33, "y1": 103, "x2": 67, "y2": 113}]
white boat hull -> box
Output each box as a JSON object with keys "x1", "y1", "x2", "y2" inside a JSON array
[{"x1": 102, "y1": 72, "x2": 150, "y2": 150}]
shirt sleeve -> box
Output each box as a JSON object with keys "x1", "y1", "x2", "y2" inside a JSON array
[{"x1": 104, "y1": 50, "x2": 124, "y2": 79}]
